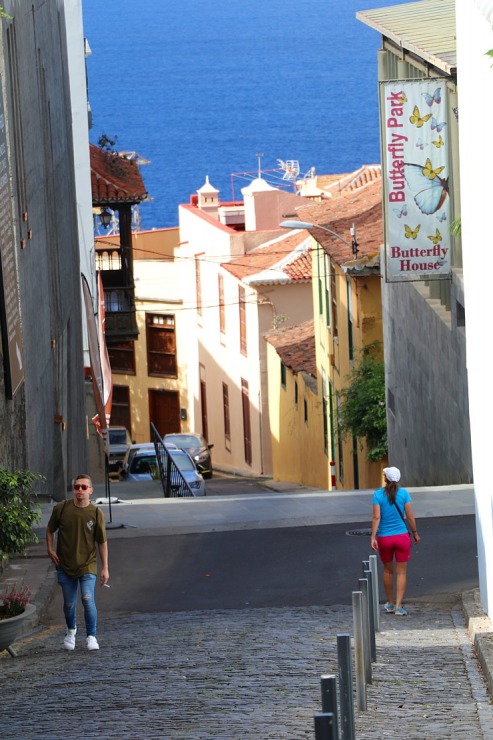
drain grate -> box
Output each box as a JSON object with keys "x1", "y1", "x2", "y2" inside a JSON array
[{"x1": 346, "y1": 528, "x2": 372, "y2": 536}]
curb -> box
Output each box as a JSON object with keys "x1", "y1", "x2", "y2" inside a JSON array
[{"x1": 462, "y1": 588, "x2": 493, "y2": 698}]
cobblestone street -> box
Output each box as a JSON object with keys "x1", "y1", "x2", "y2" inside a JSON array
[{"x1": 2, "y1": 601, "x2": 493, "y2": 739}]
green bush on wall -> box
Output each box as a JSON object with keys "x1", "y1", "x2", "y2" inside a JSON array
[
  {"x1": 0, "y1": 469, "x2": 44, "y2": 559},
  {"x1": 339, "y1": 342, "x2": 388, "y2": 463}
]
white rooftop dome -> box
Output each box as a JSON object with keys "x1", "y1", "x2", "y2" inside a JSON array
[{"x1": 241, "y1": 177, "x2": 276, "y2": 195}]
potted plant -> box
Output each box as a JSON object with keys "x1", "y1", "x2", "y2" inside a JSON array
[
  {"x1": 0, "y1": 468, "x2": 43, "y2": 656},
  {"x1": 0, "y1": 583, "x2": 36, "y2": 656}
]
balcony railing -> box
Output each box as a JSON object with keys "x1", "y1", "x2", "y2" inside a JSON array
[
  {"x1": 100, "y1": 286, "x2": 138, "y2": 340},
  {"x1": 151, "y1": 423, "x2": 194, "y2": 498}
]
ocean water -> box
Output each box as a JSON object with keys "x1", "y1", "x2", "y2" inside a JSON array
[{"x1": 82, "y1": 0, "x2": 410, "y2": 230}]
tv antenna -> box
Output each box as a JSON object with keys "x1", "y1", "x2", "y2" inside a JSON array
[
  {"x1": 277, "y1": 159, "x2": 300, "y2": 181},
  {"x1": 256, "y1": 151, "x2": 264, "y2": 178}
]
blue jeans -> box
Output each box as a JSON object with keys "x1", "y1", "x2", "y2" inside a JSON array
[{"x1": 57, "y1": 570, "x2": 97, "y2": 637}]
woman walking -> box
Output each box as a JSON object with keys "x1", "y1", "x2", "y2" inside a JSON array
[{"x1": 370, "y1": 467, "x2": 420, "y2": 616}]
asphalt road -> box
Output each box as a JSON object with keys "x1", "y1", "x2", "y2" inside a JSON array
[{"x1": 41, "y1": 514, "x2": 477, "y2": 624}]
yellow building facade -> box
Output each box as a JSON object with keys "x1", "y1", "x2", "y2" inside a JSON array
[
  {"x1": 266, "y1": 321, "x2": 326, "y2": 489},
  {"x1": 266, "y1": 167, "x2": 386, "y2": 490}
]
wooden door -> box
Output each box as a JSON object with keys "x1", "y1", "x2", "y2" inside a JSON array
[{"x1": 148, "y1": 389, "x2": 180, "y2": 439}]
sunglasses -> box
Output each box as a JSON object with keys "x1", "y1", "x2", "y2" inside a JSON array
[{"x1": 74, "y1": 483, "x2": 90, "y2": 491}]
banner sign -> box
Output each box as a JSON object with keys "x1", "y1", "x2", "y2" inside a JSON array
[
  {"x1": 380, "y1": 79, "x2": 451, "y2": 282},
  {"x1": 82, "y1": 273, "x2": 112, "y2": 455},
  {"x1": 0, "y1": 76, "x2": 24, "y2": 397}
]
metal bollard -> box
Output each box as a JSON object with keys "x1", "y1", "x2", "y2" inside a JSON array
[
  {"x1": 352, "y1": 590, "x2": 367, "y2": 711},
  {"x1": 362, "y1": 559, "x2": 369, "y2": 575},
  {"x1": 364, "y1": 568, "x2": 377, "y2": 663},
  {"x1": 337, "y1": 634, "x2": 355, "y2": 740},
  {"x1": 369, "y1": 554, "x2": 380, "y2": 632},
  {"x1": 358, "y1": 578, "x2": 372, "y2": 685},
  {"x1": 314, "y1": 712, "x2": 337, "y2": 739},
  {"x1": 320, "y1": 675, "x2": 339, "y2": 738}
]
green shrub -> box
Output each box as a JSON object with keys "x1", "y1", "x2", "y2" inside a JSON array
[
  {"x1": 339, "y1": 342, "x2": 388, "y2": 462},
  {"x1": 0, "y1": 469, "x2": 44, "y2": 558}
]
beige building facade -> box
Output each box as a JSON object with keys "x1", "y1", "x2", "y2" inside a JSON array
[{"x1": 176, "y1": 177, "x2": 313, "y2": 476}]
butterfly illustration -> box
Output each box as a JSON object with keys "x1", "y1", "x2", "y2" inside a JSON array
[
  {"x1": 431, "y1": 117, "x2": 447, "y2": 133},
  {"x1": 422, "y1": 158, "x2": 445, "y2": 180},
  {"x1": 396, "y1": 92, "x2": 407, "y2": 105},
  {"x1": 403, "y1": 160, "x2": 449, "y2": 215},
  {"x1": 409, "y1": 105, "x2": 432, "y2": 128},
  {"x1": 393, "y1": 205, "x2": 408, "y2": 219},
  {"x1": 422, "y1": 87, "x2": 441, "y2": 107},
  {"x1": 432, "y1": 135, "x2": 444, "y2": 148},
  {"x1": 404, "y1": 224, "x2": 420, "y2": 240},
  {"x1": 428, "y1": 228, "x2": 441, "y2": 245},
  {"x1": 436, "y1": 212, "x2": 447, "y2": 222},
  {"x1": 416, "y1": 138, "x2": 426, "y2": 150}
]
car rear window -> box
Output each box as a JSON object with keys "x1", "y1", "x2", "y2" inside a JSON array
[
  {"x1": 166, "y1": 435, "x2": 200, "y2": 448},
  {"x1": 130, "y1": 455, "x2": 157, "y2": 474},
  {"x1": 110, "y1": 430, "x2": 128, "y2": 445}
]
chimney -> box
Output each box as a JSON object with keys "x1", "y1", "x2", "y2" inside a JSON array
[{"x1": 196, "y1": 176, "x2": 219, "y2": 219}]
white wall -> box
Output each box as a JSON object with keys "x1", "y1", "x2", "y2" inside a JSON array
[
  {"x1": 456, "y1": 0, "x2": 493, "y2": 615},
  {"x1": 62, "y1": 0, "x2": 97, "y2": 359}
]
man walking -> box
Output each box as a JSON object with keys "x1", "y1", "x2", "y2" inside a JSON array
[{"x1": 46, "y1": 474, "x2": 109, "y2": 651}]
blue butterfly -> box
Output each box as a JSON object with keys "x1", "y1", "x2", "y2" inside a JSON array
[
  {"x1": 393, "y1": 205, "x2": 408, "y2": 219},
  {"x1": 431, "y1": 117, "x2": 447, "y2": 133},
  {"x1": 422, "y1": 87, "x2": 441, "y2": 107},
  {"x1": 416, "y1": 138, "x2": 426, "y2": 150},
  {"x1": 436, "y1": 212, "x2": 447, "y2": 222},
  {"x1": 403, "y1": 161, "x2": 449, "y2": 215}
]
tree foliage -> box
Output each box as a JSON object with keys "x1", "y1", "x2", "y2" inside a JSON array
[
  {"x1": 0, "y1": 469, "x2": 43, "y2": 558},
  {"x1": 339, "y1": 342, "x2": 387, "y2": 462}
]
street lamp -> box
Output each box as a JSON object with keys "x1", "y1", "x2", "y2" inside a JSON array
[
  {"x1": 280, "y1": 219, "x2": 359, "y2": 257},
  {"x1": 99, "y1": 208, "x2": 112, "y2": 230}
]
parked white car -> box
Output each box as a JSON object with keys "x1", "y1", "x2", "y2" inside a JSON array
[{"x1": 108, "y1": 426, "x2": 132, "y2": 473}]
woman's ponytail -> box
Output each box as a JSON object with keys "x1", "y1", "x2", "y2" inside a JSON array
[{"x1": 384, "y1": 479, "x2": 398, "y2": 503}]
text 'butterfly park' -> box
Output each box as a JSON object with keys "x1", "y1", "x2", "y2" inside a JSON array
[{"x1": 380, "y1": 79, "x2": 451, "y2": 282}]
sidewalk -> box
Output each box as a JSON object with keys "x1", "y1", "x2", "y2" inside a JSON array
[{"x1": 2, "y1": 482, "x2": 493, "y2": 738}]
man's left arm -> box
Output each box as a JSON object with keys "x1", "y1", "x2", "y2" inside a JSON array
[{"x1": 98, "y1": 540, "x2": 109, "y2": 586}]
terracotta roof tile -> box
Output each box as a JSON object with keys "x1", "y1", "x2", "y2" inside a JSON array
[
  {"x1": 222, "y1": 230, "x2": 312, "y2": 285},
  {"x1": 90, "y1": 144, "x2": 148, "y2": 205},
  {"x1": 296, "y1": 164, "x2": 381, "y2": 199},
  {"x1": 265, "y1": 320, "x2": 316, "y2": 377},
  {"x1": 296, "y1": 176, "x2": 383, "y2": 266}
]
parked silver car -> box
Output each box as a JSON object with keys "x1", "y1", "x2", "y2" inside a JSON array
[
  {"x1": 122, "y1": 446, "x2": 206, "y2": 496},
  {"x1": 120, "y1": 442, "x2": 156, "y2": 478}
]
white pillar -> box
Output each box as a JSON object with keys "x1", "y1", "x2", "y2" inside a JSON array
[{"x1": 456, "y1": 0, "x2": 493, "y2": 615}]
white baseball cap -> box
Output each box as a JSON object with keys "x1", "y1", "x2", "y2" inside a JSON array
[{"x1": 383, "y1": 466, "x2": 401, "y2": 482}]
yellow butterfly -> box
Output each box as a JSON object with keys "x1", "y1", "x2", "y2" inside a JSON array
[
  {"x1": 432, "y1": 135, "x2": 444, "y2": 148},
  {"x1": 404, "y1": 224, "x2": 420, "y2": 240},
  {"x1": 422, "y1": 158, "x2": 445, "y2": 180},
  {"x1": 396, "y1": 92, "x2": 407, "y2": 105},
  {"x1": 428, "y1": 228, "x2": 442, "y2": 245},
  {"x1": 409, "y1": 105, "x2": 432, "y2": 128}
]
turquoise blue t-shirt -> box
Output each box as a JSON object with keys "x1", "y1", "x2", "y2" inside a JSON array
[{"x1": 373, "y1": 487, "x2": 411, "y2": 536}]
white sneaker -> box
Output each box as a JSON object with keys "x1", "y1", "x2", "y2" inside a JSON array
[
  {"x1": 63, "y1": 628, "x2": 77, "y2": 650},
  {"x1": 86, "y1": 635, "x2": 99, "y2": 651}
]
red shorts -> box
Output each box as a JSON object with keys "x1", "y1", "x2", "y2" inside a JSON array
[{"x1": 377, "y1": 533, "x2": 411, "y2": 563}]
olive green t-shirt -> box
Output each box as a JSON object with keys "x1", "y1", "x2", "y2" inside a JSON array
[{"x1": 48, "y1": 500, "x2": 107, "y2": 578}]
